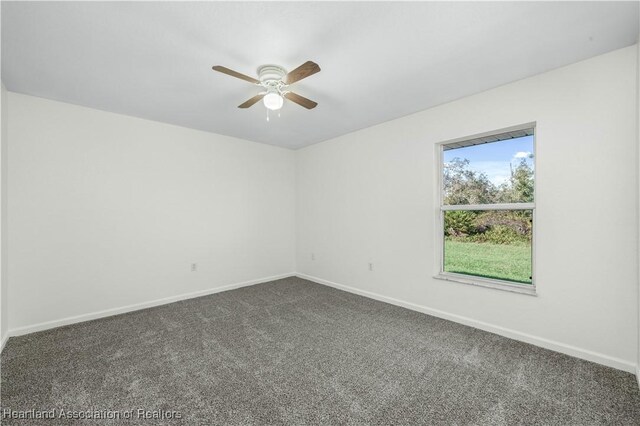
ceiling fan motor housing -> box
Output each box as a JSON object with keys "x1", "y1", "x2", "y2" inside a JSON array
[{"x1": 257, "y1": 65, "x2": 287, "y2": 85}]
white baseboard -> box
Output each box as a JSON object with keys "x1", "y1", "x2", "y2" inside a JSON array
[
  {"x1": 4, "y1": 271, "x2": 638, "y2": 377},
  {"x1": 6, "y1": 272, "x2": 296, "y2": 339},
  {"x1": 297, "y1": 273, "x2": 637, "y2": 374},
  {"x1": 0, "y1": 332, "x2": 8, "y2": 353}
]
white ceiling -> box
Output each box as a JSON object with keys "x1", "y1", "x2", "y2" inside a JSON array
[{"x1": 2, "y1": 2, "x2": 638, "y2": 149}]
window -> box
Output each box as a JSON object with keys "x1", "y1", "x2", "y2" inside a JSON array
[{"x1": 436, "y1": 124, "x2": 535, "y2": 294}]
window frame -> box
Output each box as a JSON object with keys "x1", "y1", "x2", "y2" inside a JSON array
[{"x1": 434, "y1": 122, "x2": 537, "y2": 296}]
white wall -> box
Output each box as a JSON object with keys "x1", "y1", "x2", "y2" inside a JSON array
[
  {"x1": 297, "y1": 46, "x2": 639, "y2": 372},
  {"x1": 7, "y1": 93, "x2": 295, "y2": 332},
  {"x1": 637, "y1": 35, "x2": 640, "y2": 382},
  {"x1": 1, "y1": 83, "x2": 7, "y2": 347}
]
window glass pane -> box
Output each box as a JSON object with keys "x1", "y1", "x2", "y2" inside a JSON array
[
  {"x1": 443, "y1": 135, "x2": 534, "y2": 205},
  {"x1": 443, "y1": 209, "x2": 532, "y2": 284}
]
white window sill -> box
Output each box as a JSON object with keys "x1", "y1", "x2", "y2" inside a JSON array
[{"x1": 434, "y1": 273, "x2": 537, "y2": 296}]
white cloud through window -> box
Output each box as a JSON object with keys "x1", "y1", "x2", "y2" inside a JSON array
[{"x1": 514, "y1": 151, "x2": 532, "y2": 159}]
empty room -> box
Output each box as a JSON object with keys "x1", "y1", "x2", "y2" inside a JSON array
[{"x1": 1, "y1": 1, "x2": 640, "y2": 424}]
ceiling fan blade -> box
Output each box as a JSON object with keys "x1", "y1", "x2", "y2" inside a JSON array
[
  {"x1": 212, "y1": 66, "x2": 260, "y2": 84},
  {"x1": 284, "y1": 92, "x2": 318, "y2": 109},
  {"x1": 284, "y1": 61, "x2": 321, "y2": 85},
  {"x1": 238, "y1": 94, "x2": 265, "y2": 108}
]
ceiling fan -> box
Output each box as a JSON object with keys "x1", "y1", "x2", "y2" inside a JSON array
[{"x1": 212, "y1": 61, "x2": 320, "y2": 111}]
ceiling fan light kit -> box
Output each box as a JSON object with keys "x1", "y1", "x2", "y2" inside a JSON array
[
  {"x1": 263, "y1": 90, "x2": 284, "y2": 111},
  {"x1": 212, "y1": 61, "x2": 321, "y2": 112}
]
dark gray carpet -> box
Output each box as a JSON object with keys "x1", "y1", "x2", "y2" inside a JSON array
[{"x1": 1, "y1": 277, "x2": 639, "y2": 425}]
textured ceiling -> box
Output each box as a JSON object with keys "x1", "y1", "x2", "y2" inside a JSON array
[{"x1": 2, "y1": 2, "x2": 638, "y2": 149}]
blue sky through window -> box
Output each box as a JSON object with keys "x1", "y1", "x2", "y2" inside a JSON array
[{"x1": 443, "y1": 135, "x2": 534, "y2": 186}]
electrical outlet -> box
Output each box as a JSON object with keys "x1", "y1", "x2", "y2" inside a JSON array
[
  {"x1": 191, "y1": 263, "x2": 197, "y2": 272},
  {"x1": 369, "y1": 262, "x2": 374, "y2": 271},
  {"x1": 311, "y1": 253, "x2": 315, "y2": 261}
]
